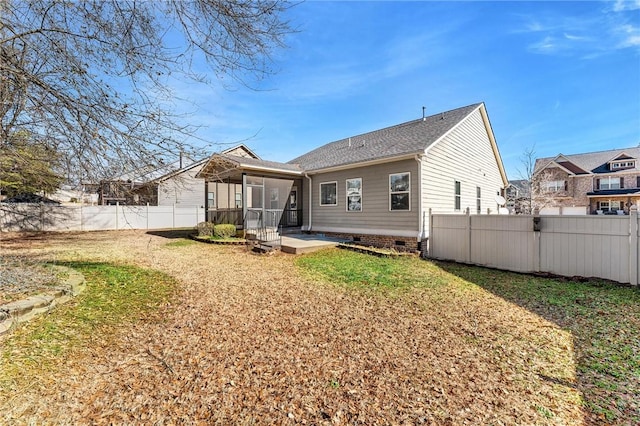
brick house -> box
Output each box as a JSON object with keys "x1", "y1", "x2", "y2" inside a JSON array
[{"x1": 532, "y1": 147, "x2": 640, "y2": 215}]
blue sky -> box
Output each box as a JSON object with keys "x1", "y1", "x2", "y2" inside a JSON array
[{"x1": 176, "y1": 0, "x2": 640, "y2": 180}]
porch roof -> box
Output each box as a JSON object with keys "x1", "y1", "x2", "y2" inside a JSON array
[
  {"x1": 587, "y1": 188, "x2": 640, "y2": 197},
  {"x1": 196, "y1": 153, "x2": 303, "y2": 180}
]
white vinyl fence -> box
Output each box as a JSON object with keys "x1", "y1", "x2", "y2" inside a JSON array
[
  {"x1": 0, "y1": 203, "x2": 205, "y2": 232},
  {"x1": 429, "y1": 208, "x2": 638, "y2": 285}
]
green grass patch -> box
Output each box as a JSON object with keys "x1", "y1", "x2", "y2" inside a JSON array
[
  {"x1": 297, "y1": 249, "x2": 417, "y2": 292},
  {"x1": 164, "y1": 239, "x2": 197, "y2": 247},
  {"x1": 296, "y1": 249, "x2": 640, "y2": 423},
  {"x1": 0, "y1": 262, "x2": 177, "y2": 391}
]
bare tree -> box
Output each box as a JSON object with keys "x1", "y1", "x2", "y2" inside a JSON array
[
  {"x1": 508, "y1": 144, "x2": 536, "y2": 214},
  {"x1": 0, "y1": 0, "x2": 294, "y2": 186}
]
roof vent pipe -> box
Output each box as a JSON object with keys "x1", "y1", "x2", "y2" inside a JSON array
[
  {"x1": 422, "y1": 106, "x2": 426, "y2": 121},
  {"x1": 348, "y1": 137, "x2": 351, "y2": 147}
]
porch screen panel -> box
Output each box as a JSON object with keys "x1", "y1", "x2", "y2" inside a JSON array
[{"x1": 263, "y1": 177, "x2": 294, "y2": 228}]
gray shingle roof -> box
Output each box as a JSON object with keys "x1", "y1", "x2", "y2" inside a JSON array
[
  {"x1": 288, "y1": 103, "x2": 483, "y2": 171},
  {"x1": 218, "y1": 153, "x2": 303, "y2": 173},
  {"x1": 535, "y1": 147, "x2": 640, "y2": 175}
]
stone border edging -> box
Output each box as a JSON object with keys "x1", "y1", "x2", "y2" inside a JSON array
[
  {"x1": 337, "y1": 243, "x2": 416, "y2": 258},
  {"x1": 0, "y1": 265, "x2": 86, "y2": 335},
  {"x1": 188, "y1": 234, "x2": 247, "y2": 245}
]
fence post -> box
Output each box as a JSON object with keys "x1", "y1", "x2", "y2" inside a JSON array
[
  {"x1": 425, "y1": 208, "x2": 433, "y2": 259},
  {"x1": 466, "y1": 207, "x2": 471, "y2": 263},
  {"x1": 533, "y1": 207, "x2": 541, "y2": 272},
  {"x1": 146, "y1": 203, "x2": 150, "y2": 230},
  {"x1": 630, "y1": 206, "x2": 638, "y2": 286},
  {"x1": 172, "y1": 204, "x2": 176, "y2": 228}
]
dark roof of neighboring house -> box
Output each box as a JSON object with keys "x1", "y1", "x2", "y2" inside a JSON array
[
  {"x1": 557, "y1": 161, "x2": 589, "y2": 175},
  {"x1": 2, "y1": 193, "x2": 61, "y2": 204},
  {"x1": 288, "y1": 103, "x2": 483, "y2": 171},
  {"x1": 508, "y1": 179, "x2": 530, "y2": 190},
  {"x1": 535, "y1": 147, "x2": 640, "y2": 175},
  {"x1": 587, "y1": 188, "x2": 640, "y2": 196}
]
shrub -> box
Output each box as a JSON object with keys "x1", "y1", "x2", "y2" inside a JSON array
[
  {"x1": 214, "y1": 224, "x2": 236, "y2": 239},
  {"x1": 197, "y1": 221, "x2": 214, "y2": 237}
]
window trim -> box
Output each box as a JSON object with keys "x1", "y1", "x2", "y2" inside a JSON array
[
  {"x1": 476, "y1": 186, "x2": 481, "y2": 214},
  {"x1": 544, "y1": 180, "x2": 566, "y2": 192},
  {"x1": 599, "y1": 176, "x2": 621, "y2": 190},
  {"x1": 611, "y1": 161, "x2": 635, "y2": 170},
  {"x1": 598, "y1": 200, "x2": 622, "y2": 212},
  {"x1": 346, "y1": 177, "x2": 363, "y2": 212},
  {"x1": 319, "y1": 181, "x2": 338, "y2": 206},
  {"x1": 389, "y1": 172, "x2": 411, "y2": 211},
  {"x1": 454, "y1": 180, "x2": 461, "y2": 211}
]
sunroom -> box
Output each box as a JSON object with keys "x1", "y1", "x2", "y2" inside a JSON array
[{"x1": 195, "y1": 153, "x2": 304, "y2": 237}]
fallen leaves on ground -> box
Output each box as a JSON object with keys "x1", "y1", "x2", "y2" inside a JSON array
[{"x1": 0, "y1": 231, "x2": 597, "y2": 424}]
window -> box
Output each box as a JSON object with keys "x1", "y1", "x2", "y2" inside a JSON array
[
  {"x1": 454, "y1": 180, "x2": 461, "y2": 211},
  {"x1": 476, "y1": 186, "x2": 481, "y2": 214},
  {"x1": 346, "y1": 178, "x2": 362, "y2": 212},
  {"x1": 235, "y1": 192, "x2": 242, "y2": 209},
  {"x1": 599, "y1": 177, "x2": 621, "y2": 190},
  {"x1": 207, "y1": 191, "x2": 215, "y2": 208},
  {"x1": 320, "y1": 181, "x2": 337, "y2": 206},
  {"x1": 544, "y1": 180, "x2": 565, "y2": 192},
  {"x1": 611, "y1": 161, "x2": 635, "y2": 169},
  {"x1": 598, "y1": 200, "x2": 622, "y2": 212},
  {"x1": 389, "y1": 173, "x2": 410, "y2": 210}
]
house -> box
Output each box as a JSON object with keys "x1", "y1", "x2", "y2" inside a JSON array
[
  {"x1": 506, "y1": 179, "x2": 531, "y2": 214},
  {"x1": 98, "y1": 155, "x2": 207, "y2": 206},
  {"x1": 197, "y1": 103, "x2": 508, "y2": 251},
  {"x1": 532, "y1": 147, "x2": 640, "y2": 215},
  {"x1": 97, "y1": 146, "x2": 257, "y2": 207}
]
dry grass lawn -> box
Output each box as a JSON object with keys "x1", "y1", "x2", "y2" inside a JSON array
[{"x1": 0, "y1": 230, "x2": 637, "y2": 425}]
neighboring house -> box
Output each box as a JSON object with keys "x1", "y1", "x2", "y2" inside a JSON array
[
  {"x1": 98, "y1": 159, "x2": 191, "y2": 205},
  {"x1": 532, "y1": 147, "x2": 640, "y2": 215},
  {"x1": 506, "y1": 179, "x2": 531, "y2": 214},
  {"x1": 97, "y1": 146, "x2": 258, "y2": 206},
  {"x1": 197, "y1": 103, "x2": 508, "y2": 251}
]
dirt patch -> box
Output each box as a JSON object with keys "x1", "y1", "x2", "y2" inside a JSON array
[{"x1": 0, "y1": 230, "x2": 589, "y2": 424}]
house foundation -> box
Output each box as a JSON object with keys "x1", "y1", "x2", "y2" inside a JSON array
[{"x1": 319, "y1": 232, "x2": 418, "y2": 252}]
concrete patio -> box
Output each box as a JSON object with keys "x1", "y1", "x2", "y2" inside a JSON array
[{"x1": 280, "y1": 234, "x2": 348, "y2": 254}]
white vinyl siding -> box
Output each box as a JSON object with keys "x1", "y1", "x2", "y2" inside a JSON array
[
  {"x1": 422, "y1": 108, "x2": 505, "y2": 225},
  {"x1": 157, "y1": 163, "x2": 205, "y2": 206}
]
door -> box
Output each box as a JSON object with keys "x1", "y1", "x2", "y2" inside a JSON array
[{"x1": 286, "y1": 187, "x2": 298, "y2": 226}]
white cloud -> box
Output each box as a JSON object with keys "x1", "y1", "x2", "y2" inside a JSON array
[
  {"x1": 520, "y1": 4, "x2": 640, "y2": 56},
  {"x1": 563, "y1": 33, "x2": 589, "y2": 41},
  {"x1": 617, "y1": 24, "x2": 640, "y2": 47},
  {"x1": 612, "y1": 0, "x2": 640, "y2": 12},
  {"x1": 530, "y1": 36, "x2": 558, "y2": 53}
]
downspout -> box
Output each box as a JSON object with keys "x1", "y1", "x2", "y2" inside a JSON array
[
  {"x1": 304, "y1": 172, "x2": 312, "y2": 231},
  {"x1": 415, "y1": 154, "x2": 425, "y2": 240}
]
